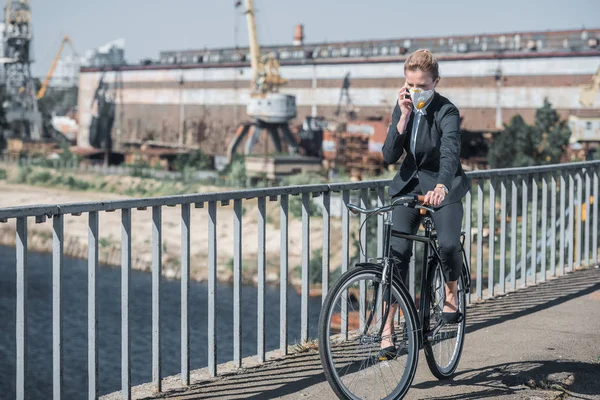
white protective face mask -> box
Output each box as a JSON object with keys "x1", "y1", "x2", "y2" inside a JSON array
[{"x1": 409, "y1": 87, "x2": 434, "y2": 110}]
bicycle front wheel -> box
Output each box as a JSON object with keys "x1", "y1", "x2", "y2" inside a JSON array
[
  {"x1": 318, "y1": 264, "x2": 419, "y2": 400},
  {"x1": 423, "y1": 260, "x2": 467, "y2": 379}
]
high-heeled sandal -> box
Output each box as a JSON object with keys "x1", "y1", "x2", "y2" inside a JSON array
[
  {"x1": 441, "y1": 311, "x2": 463, "y2": 324},
  {"x1": 377, "y1": 345, "x2": 397, "y2": 361}
]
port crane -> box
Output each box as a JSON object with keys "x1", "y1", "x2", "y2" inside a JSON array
[
  {"x1": 226, "y1": 0, "x2": 300, "y2": 163},
  {"x1": 36, "y1": 34, "x2": 73, "y2": 100}
]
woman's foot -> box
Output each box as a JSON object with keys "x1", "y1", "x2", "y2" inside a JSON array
[
  {"x1": 441, "y1": 280, "x2": 463, "y2": 323},
  {"x1": 443, "y1": 280, "x2": 459, "y2": 313},
  {"x1": 380, "y1": 303, "x2": 397, "y2": 350}
]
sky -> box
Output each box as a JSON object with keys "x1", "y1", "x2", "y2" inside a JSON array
[{"x1": 29, "y1": 0, "x2": 600, "y2": 77}]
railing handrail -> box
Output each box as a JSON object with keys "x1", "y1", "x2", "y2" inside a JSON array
[{"x1": 1, "y1": 160, "x2": 599, "y2": 220}]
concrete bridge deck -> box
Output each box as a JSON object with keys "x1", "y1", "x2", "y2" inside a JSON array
[{"x1": 105, "y1": 265, "x2": 600, "y2": 400}]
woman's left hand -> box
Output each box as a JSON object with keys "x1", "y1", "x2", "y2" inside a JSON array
[{"x1": 424, "y1": 187, "x2": 446, "y2": 206}]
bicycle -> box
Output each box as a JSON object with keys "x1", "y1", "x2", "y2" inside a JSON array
[{"x1": 318, "y1": 194, "x2": 471, "y2": 400}]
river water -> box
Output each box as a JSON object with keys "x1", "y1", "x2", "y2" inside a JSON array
[{"x1": 0, "y1": 246, "x2": 323, "y2": 399}]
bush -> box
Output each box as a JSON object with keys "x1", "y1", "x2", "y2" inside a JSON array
[
  {"x1": 0, "y1": 169, "x2": 6, "y2": 180},
  {"x1": 27, "y1": 170, "x2": 52, "y2": 185},
  {"x1": 16, "y1": 167, "x2": 31, "y2": 183},
  {"x1": 281, "y1": 173, "x2": 327, "y2": 218},
  {"x1": 294, "y1": 248, "x2": 328, "y2": 284},
  {"x1": 172, "y1": 150, "x2": 212, "y2": 172},
  {"x1": 228, "y1": 157, "x2": 247, "y2": 187},
  {"x1": 65, "y1": 175, "x2": 91, "y2": 190}
]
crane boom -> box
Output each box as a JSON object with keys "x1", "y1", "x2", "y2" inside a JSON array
[
  {"x1": 243, "y1": 0, "x2": 260, "y2": 84},
  {"x1": 37, "y1": 35, "x2": 72, "y2": 100},
  {"x1": 241, "y1": 0, "x2": 287, "y2": 94}
]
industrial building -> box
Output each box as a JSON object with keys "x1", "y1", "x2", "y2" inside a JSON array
[{"x1": 76, "y1": 26, "x2": 600, "y2": 168}]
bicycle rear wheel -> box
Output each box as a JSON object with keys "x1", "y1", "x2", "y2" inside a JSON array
[
  {"x1": 423, "y1": 259, "x2": 467, "y2": 379},
  {"x1": 318, "y1": 264, "x2": 419, "y2": 400}
]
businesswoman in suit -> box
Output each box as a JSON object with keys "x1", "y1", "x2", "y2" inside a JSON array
[{"x1": 379, "y1": 49, "x2": 471, "y2": 359}]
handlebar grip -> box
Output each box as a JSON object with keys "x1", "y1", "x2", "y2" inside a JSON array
[{"x1": 417, "y1": 195, "x2": 425, "y2": 204}]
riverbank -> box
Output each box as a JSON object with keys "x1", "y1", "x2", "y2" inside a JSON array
[{"x1": 0, "y1": 170, "x2": 350, "y2": 288}]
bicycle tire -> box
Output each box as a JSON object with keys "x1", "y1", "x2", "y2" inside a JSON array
[
  {"x1": 423, "y1": 259, "x2": 467, "y2": 380},
  {"x1": 318, "y1": 263, "x2": 420, "y2": 400}
]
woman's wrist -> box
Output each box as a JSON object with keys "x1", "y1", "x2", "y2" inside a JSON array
[
  {"x1": 396, "y1": 116, "x2": 408, "y2": 134},
  {"x1": 435, "y1": 184, "x2": 449, "y2": 195}
]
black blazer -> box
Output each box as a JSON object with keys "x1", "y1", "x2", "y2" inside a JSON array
[{"x1": 382, "y1": 92, "x2": 471, "y2": 207}]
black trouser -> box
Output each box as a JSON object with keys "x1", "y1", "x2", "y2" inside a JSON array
[{"x1": 389, "y1": 179, "x2": 464, "y2": 286}]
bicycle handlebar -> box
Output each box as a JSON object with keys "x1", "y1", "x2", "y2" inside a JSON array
[{"x1": 347, "y1": 194, "x2": 436, "y2": 216}]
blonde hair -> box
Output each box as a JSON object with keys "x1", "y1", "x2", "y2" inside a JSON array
[{"x1": 404, "y1": 49, "x2": 440, "y2": 80}]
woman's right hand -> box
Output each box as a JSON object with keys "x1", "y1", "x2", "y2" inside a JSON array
[
  {"x1": 396, "y1": 87, "x2": 413, "y2": 133},
  {"x1": 397, "y1": 86, "x2": 413, "y2": 114}
]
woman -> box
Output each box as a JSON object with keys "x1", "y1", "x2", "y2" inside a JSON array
[{"x1": 379, "y1": 49, "x2": 471, "y2": 359}]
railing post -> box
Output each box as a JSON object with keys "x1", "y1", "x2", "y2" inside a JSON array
[
  {"x1": 88, "y1": 211, "x2": 99, "y2": 400},
  {"x1": 584, "y1": 169, "x2": 591, "y2": 266},
  {"x1": 521, "y1": 177, "x2": 528, "y2": 287},
  {"x1": 52, "y1": 213, "x2": 64, "y2": 400},
  {"x1": 233, "y1": 199, "x2": 243, "y2": 367},
  {"x1": 181, "y1": 203, "x2": 191, "y2": 384},
  {"x1": 152, "y1": 206, "x2": 162, "y2": 392},
  {"x1": 559, "y1": 172, "x2": 566, "y2": 275},
  {"x1": 568, "y1": 173, "x2": 575, "y2": 271},
  {"x1": 576, "y1": 171, "x2": 583, "y2": 268},
  {"x1": 377, "y1": 187, "x2": 385, "y2": 321},
  {"x1": 258, "y1": 196, "x2": 267, "y2": 361},
  {"x1": 16, "y1": 217, "x2": 27, "y2": 400},
  {"x1": 593, "y1": 168, "x2": 598, "y2": 264},
  {"x1": 550, "y1": 173, "x2": 557, "y2": 277},
  {"x1": 531, "y1": 174, "x2": 538, "y2": 284},
  {"x1": 487, "y1": 178, "x2": 495, "y2": 298},
  {"x1": 541, "y1": 174, "x2": 548, "y2": 282},
  {"x1": 510, "y1": 178, "x2": 518, "y2": 290},
  {"x1": 499, "y1": 178, "x2": 507, "y2": 294},
  {"x1": 208, "y1": 201, "x2": 217, "y2": 377},
  {"x1": 465, "y1": 189, "x2": 472, "y2": 303},
  {"x1": 377, "y1": 188, "x2": 385, "y2": 261},
  {"x1": 121, "y1": 209, "x2": 131, "y2": 400},
  {"x1": 476, "y1": 180, "x2": 483, "y2": 300},
  {"x1": 322, "y1": 191, "x2": 331, "y2": 301},
  {"x1": 359, "y1": 189, "x2": 368, "y2": 329},
  {"x1": 279, "y1": 195, "x2": 289, "y2": 355},
  {"x1": 341, "y1": 190, "x2": 350, "y2": 338},
  {"x1": 301, "y1": 193, "x2": 310, "y2": 343}
]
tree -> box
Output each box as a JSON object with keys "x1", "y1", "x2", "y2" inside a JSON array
[
  {"x1": 488, "y1": 114, "x2": 537, "y2": 169},
  {"x1": 488, "y1": 98, "x2": 571, "y2": 169},
  {"x1": 534, "y1": 98, "x2": 571, "y2": 164}
]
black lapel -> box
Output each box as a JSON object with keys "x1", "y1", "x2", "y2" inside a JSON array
[{"x1": 404, "y1": 111, "x2": 416, "y2": 152}]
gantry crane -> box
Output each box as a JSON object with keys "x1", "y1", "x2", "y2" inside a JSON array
[{"x1": 226, "y1": 0, "x2": 299, "y2": 163}]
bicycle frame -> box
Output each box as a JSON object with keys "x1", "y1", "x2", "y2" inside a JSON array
[{"x1": 362, "y1": 206, "x2": 471, "y2": 349}]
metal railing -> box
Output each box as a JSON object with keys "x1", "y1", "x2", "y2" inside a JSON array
[{"x1": 2, "y1": 160, "x2": 599, "y2": 399}]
